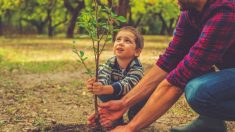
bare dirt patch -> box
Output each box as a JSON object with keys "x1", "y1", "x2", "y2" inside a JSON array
[{"x1": 31, "y1": 124, "x2": 106, "y2": 132}]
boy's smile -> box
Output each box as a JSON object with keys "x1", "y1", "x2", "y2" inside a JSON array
[{"x1": 116, "y1": 47, "x2": 124, "y2": 52}]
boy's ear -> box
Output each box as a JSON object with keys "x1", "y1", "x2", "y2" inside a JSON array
[{"x1": 135, "y1": 48, "x2": 142, "y2": 57}]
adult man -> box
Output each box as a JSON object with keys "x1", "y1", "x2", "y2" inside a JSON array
[{"x1": 89, "y1": 0, "x2": 235, "y2": 131}]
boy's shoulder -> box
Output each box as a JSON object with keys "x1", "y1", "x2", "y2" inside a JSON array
[
  {"x1": 124, "y1": 58, "x2": 144, "y2": 73},
  {"x1": 106, "y1": 56, "x2": 116, "y2": 66},
  {"x1": 129, "y1": 58, "x2": 143, "y2": 68}
]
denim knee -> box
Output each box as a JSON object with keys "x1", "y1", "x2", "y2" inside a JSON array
[
  {"x1": 185, "y1": 68, "x2": 235, "y2": 119},
  {"x1": 184, "y1": 77, "x2": 214, "y2": 114}
]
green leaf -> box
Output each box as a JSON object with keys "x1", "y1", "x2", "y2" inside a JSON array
[
  {"x1": 79, "y1": 51, "x2": 84, "y2": 57},
  {"x1": 102, "y1": 24, "x2": 109, "y2": 30},
  {"x1": 111, "y1": 12, "x2": 117, "y2": 18},
  {"x1": 82, "y1": 57, "x2": 88, "y2": 61},
  {"x1": 117, "y1": 16, "x2": 127, "y2": 23},
  {"x1": 77, "y1": 60, "x2": 82, "y2": 64},
  {"x1": 106, "y1": 36, "x2": 112, "y2": 42},
  {"x1": 113, "y1": 29, "x2": 120, "y2": 33}
]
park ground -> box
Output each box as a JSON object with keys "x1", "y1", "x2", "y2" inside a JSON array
[{"x1": 0, "y1": 36, "x2": 234, "y2": 132}]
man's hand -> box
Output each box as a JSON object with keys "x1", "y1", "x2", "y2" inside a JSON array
[
  {"x1": 99, "y1": 100, "x2": 128, "y2": 126},
  {"x1": 87, "y1": 110, "x2": 116, "y2": 128},
  {"x1": 111, "y1": 125, "x2": 134, "y2": 132},
  {"x1": 87, "y1": 112, "x2": 96, "y2": 127},
  {"x1": 87, "y1": 100, "x2": 128, "y2": 128}
]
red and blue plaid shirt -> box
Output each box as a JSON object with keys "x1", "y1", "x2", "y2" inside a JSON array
[{"x1": 157, "y1": 0, "x2": 235, "y2": 89}]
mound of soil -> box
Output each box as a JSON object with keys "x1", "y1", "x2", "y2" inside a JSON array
[{"x1": 31, "y1": 124, "x2": 107, "y2": 132}]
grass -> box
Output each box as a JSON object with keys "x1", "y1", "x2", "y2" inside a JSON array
[{"x1": 0, "y1": 36, "x2": 170, "y2": 74}]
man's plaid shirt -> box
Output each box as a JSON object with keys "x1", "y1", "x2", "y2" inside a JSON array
[
  {"x1": 98, "y1": 56, "x2": 144, "y2": 96},
  {"x1": 157, "y1": 0, "x2": 235, "y2": 89}
]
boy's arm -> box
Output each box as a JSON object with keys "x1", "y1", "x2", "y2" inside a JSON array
[
  {"x1": 92, "y1": 64, "x2": 143, "y2": 96},
  {"x1": 97, "y1": 57, "x2": 115, "y2": 85},
  {"x1": 90, "y1": 58, "x2": 114, "y2": 95},
  {"x1": 91, "y1": 82, "x2": 114, "y2": 95},
  {"x1": 111, "y1": 65, "x2": 144, "y2": 96}
]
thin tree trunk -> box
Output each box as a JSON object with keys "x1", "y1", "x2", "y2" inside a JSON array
[
  {"x1": 47, "y1": 9, "x2": 53, "y2": 37},
  {"x1": 64, "y1": 0, "x2": 85, "y2": 38},
  {"x1": 0, "y1": 16, "x2": 3, "y2": 35},
  {"x1": 158, "y1": 12, "x2": 168, "y2": 35},
  {"x1": 168, "y1": 18, "x2": 175, "y2": 35},
  {"x1": 36, "y1": 24, "x2": 44, "y2": 34},
  {"x1": 66, "y1": 11, "x2": 79, "y2": 38},
  {"x1": 19, "y1": 17, "x2": 23, "y2": 34},
  {"x1": 117, "y1": 0, "x2": 129, "y2": 17}
]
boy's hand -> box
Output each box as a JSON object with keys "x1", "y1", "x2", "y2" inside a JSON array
[
  {"x1": 87, "y1": 78, "x2": 105, "y2": 95},
  {"x1": 91, "y1": 82, "x2": 105, "y2": 95},
  {"x1": 87, "y1": 78, "x2": 113, "y2": 95},
  {"x1": 87, "y1": 78, "x2": 96, "y2": 92}
]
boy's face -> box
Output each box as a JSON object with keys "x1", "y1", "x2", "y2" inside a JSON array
[{"x1": 113, "y1": 30, "x2": 141, "y2": 59}]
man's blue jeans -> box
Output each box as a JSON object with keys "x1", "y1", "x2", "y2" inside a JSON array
[{"x1": 185, "y1": 68, "x2": 235, "y2": 121}]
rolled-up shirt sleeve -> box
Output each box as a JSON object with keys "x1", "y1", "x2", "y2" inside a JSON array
[
  {"x1": 166, "y1": 8, "x2": 235, "y2": 89},
  {"x1": 157, "y1": 12, "x2": 198, "y2": 73}
]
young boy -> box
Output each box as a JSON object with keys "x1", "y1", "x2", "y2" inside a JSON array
[{"x1": 87, "y1": 26, "x2": 146, "y2": 126}]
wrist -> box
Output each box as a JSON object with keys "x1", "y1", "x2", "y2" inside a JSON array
[
  {"x1": 121, "y1": 97, "x2": 130, "y2": 108},
  {"x1": 127, "y1": 121, "x2": 138, "y2": 132},
  {"x1": 103, "y1": 85, "x2": 114, "y2": 94}
]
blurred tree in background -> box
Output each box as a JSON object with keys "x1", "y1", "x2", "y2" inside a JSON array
[
  {"x1": 0, "y1": 0, "x2": 21, "y2": 35},
  {"x1": 0, "y1": 0, "x2": 179, "y2": 37}
]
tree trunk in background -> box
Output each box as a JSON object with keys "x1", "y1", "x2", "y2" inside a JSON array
[
  {"x1": 158, "y1": 12, "x2": 175, "y2": 35},
  {"x1": 22, "y1": 18, "x2": 47, "y2": 34},
  {"x1": 96, "y1": 0, "x2": 130, "y2": 27},
  {"x1": 19, "y1": 17, "x2": 23, "y2": 34},
  {"x1": 0, "y1": 16, "x2": 2, "y2": 35},
  {"x1": 66, "y1": 11, "x2": 79, "y2": 38},
  {"x1": 168, "y1": 18, "x2": 175, "y2": 35},
  {"x1": 36, "y1": 24, "x2": 44, "y2": 34},
  {"x1": 108, "y1": 0, "x2": 112, "y2": 8},
  {"x1": 117, "y1": 0, "x2": 129, "y2": 18},
  {"x1": 47, "y1": 9, "x2": 53, "y2": 37},
  {"x1": 64, "y1": 0, "x2": 85, "y2": 38},
  {"x1": 116, "y1": 0, "x2": 130, "y2": 26}
]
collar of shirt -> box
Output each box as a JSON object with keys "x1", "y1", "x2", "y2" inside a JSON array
[{"x1": 108, "y1": 56, "x2": 142, "y2": 72}]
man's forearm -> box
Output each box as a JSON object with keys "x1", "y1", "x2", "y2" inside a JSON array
[
  {"x1": 128, "y1": 79, "x2": 183, "y2": 131},
  {"x1": 122, "y1": 65, "x2": 168, "y2": 108}
]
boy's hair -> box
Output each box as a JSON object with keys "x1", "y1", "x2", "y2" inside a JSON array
[{"x1": 116, "y1": 26, "x2": 144, "y2": 49}]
